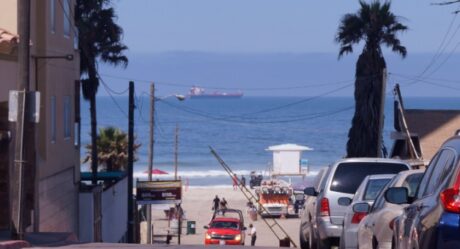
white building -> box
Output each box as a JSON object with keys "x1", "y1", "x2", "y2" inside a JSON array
[{"x1": 266, "y1": 144, "x2": 313, "y2": 176}]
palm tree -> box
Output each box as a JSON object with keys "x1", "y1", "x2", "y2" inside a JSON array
[
  {"x1": 336, "y1": 1, "x2": 407, "y2": 157},
  {"x1": 75, "y1": 0, "x2": 128, "y2": 183},
  {"x1": 83, "y1": 127, "x2": 141, "y2": 172}
]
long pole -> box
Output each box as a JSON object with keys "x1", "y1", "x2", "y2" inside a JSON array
[
  {"x1": 146, "y1": 83, "x2": 155, "y2": 244},
  {"x1": 12, "y1": 0, "x2": 31, "y2": 239},
  {"x1": 174, "y1": 124, "x2": 178, "y2": 180},
  {"x1": 377, "y1": 68, "x2": 387, "y2": 158},
  {"x1": 127, "y1": 81, "x2": 135, "y2": 243}
]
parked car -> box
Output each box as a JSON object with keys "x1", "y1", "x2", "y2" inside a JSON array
[
  {"x1": 385, "y1": 134, "x2": 460, "y2": 249},
  {"x1": 204, "y1": 209, "x2": 246, "y2": 245},
  {"x1": 356, "y1": 169, "x2": 424, "y2": 249},
  {"x1": 302, "y1": 158, "x2": 411, "y2": 249},
  {"x1": 340, "y1": 174, "x2": 395, "y2": 249},
  {"x1": 300, "y1": 167, "x2": 329, "y2": 249}
]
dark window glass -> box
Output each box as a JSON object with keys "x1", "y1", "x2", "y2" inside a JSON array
[
  {"x1": 371, "y1": 176, "x2": 398, "y2": 212},
  {"x1": 210, "y1": 221, "x2": 239, "y2": 229},
  {"x1": 364, "y1": 178, "x2": 392, "y2": 201},
  {"x1": 401, "y1": 173, "x2": 424, "y2": 197},
  {"x1": 423, "y1": 149, "x2": 455, "y2": 197},
  {"x1": 330, "y1": 162, "x2": 408, "y2": 194}
]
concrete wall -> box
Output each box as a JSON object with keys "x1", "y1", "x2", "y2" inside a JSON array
[
  {"x1": 0, "y1": 0, "x2": 17, "y2": 33},
  {"x1": 101, "y1": 178, "x2": 128, "y2": 243},
  {"x1": 38, "y1": 167, "x2": 77, "y2": 232},
  {"x1": 79, "y1": 178, "x2": 128, "y2": 243},
  {"x1": 0, "y1": 60, "x2": 17, "y2": 101},
  {"x1": 78, "y1": 191, "x2": 94, "y2": 242}
]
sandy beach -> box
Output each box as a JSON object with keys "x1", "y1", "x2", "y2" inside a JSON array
[{"x1": 143, "y1": 186, "x2": 301, "y2": 247}]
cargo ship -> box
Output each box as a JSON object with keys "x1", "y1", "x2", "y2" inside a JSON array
[{"x1": 188, "y1": 86, "x2": 243, "y2": 99}]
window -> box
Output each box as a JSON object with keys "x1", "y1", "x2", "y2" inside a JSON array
[
  {"x1": 401, "y1": 173, "x2": 424, "y2": 197},
  {"x1": 363, "y1": 178, "x2": 392, "y2": 201},
  {"x1": 51, "y1": 96, "x2": 56, "y2": 143},
  {"x1": 50, "y1": 0, "x2": 56, "y2": 33},
  {"x1": 63, "y1": 0, "x2": 71, "y2": 37},
  {"x1": 421, "y1": 149, "x2": 455, "y2": 197},
  {"x1": 371, "y1": 176, "x2": 398, "y2": 212},
  {"x1": 64, "y1": 96, "x2": 71, "y2": 138},
  {"x1": 330, "y1": 162, "x2": 409, "y2": 194}
]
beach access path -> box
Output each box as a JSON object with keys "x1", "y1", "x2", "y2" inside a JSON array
[{"x1": 144, "y1": 187, "x2": 301, "y2": 247}]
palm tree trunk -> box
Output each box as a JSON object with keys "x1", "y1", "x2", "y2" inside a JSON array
[
  {"x1": 90, "y1": 93, "x2": 98, "y2": 184},
  {"x1": 346, "y1": 48, "x2": 386, "y2": 157}
]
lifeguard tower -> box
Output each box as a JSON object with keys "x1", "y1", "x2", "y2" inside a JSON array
[{"x1": 266, "y1": 144, "x2": 313, "y2": 176}]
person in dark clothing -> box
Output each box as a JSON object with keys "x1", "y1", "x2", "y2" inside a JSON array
[
  {"x1": 241, "y1": 175, "x2": 246, "y2": 187},
  {"x1": 248, "y1": 223, "x2": 257, "y2": 246},
  {"x1": 212, "y1": 195, "x2": 220, "y2": 212}
]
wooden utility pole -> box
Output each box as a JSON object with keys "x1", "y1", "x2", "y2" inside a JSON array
[
  {"x1": 146, "y1": 83, "x2": 155, "y2": 244},
  {"x1": 127, "y1": 81, "x2": 135, "y2": 243},
  {"x1": 174, "y1": 124, "x2": 179, "y2": 180},
  {"x1": 12, "y1": 0, "x2": 31, "y2": 239},
  {"x1": 377, "y1": 69, "x2": 387, "y2": 158}
]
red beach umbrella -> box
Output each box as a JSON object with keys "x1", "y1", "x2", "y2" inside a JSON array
[{"x1": 144, "y1": 169, "x2": 169, "y2": 175}]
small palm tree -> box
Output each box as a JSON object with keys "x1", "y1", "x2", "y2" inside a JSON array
[
  {"x1": 336, "y1": 1, "x2": 407, "y2": 157},
  {"x1": 83, "y1": 127, "x2": 141, "y2": 172},
  {"x1": 75, "y1": 0, "x2": 128, "y2": 183}
]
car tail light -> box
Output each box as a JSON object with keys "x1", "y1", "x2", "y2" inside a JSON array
[
  {"x1": 440, "y1": 188, "x2": 460, "y2": 213},
  {"x1": 351, "y1": 212, "x2": 366, "y2": 224},
  {"x1": 320, "y1": 198, "x2": 330, "y2": 216},
  {"x1": 389, "y1": 218, "x2": 396, "y2": 230}
]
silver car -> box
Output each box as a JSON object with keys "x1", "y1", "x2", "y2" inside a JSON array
[
  {"x1": 300, "y1": 167, "x2": 329, "y2": 249},
  {"x1": 340, "y1": 174, "x2": 395, "y2": 249},
  {"x1": 356, "y1": 170, "x2": 424, "y2": 249},
  {"x1": 303, "y1": 158, "x2": 411, "y2": 249}
]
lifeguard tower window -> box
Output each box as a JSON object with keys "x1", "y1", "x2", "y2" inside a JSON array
[{"x1": 390, "y1": 137, "x2": 422, "y2": 160}]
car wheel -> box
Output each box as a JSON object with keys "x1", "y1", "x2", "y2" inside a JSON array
[
  {"x1": 308, "y1": 225, "x2": 316, "y2": 249},
  {"x1": 316, "y1": 238, "x2": 331, "y2": 249},
  {"x1": 372, "y1": 236, "x2": 378, "y2": 249},
  {"x1": 300, "y1": 223, "x2": 315, "y2": 249}
]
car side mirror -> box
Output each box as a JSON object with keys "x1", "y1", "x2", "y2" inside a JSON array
[
  {"x1": 338, "y1": 197, "x2": 352, "y2": 206},
  {"x1": 203, "y1": 225, "x2": 209, "y2": 229},
  {"x1": 352, "y1": 202, "x2": 370, "y2": 213},
  {"x1": 385, "y1": 187, "x2": 409, "y2": 205},
  {"x1": 304, "y1": 187, "x2": 317, "y2": 196}
]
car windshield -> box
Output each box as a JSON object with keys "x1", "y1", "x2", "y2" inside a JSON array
[
  {"x1": 363, "y1": 178, "x2": 391, "y2": 200},
  {"x1": 330, "y1": 162, "x2": 408, "y2": 194},
  {"x1": 210, "y1": 221, "x2": 239, "y2": 229}
]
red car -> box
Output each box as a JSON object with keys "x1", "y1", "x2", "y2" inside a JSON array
[{"x1": 204, "y1": 209, "x2": 246, "y2": 245}]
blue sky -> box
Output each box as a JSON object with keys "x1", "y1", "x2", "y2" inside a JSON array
[
  {"x1": 98, "y1": 1, "x2": 460, "y2": 97},
  {"x1": 114, "y1": 0, "x2": 455, "y2": 54}
]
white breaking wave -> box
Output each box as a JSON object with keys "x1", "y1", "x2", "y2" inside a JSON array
[{"x1": 133, "y1": 169, "x2": 267, "y2": 179}]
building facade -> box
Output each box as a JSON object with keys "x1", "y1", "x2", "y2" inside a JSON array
[{"x1": 0, "y1": 0, "x2": 80, "y2": 236}]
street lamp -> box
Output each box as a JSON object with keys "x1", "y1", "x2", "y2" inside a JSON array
[{"x1": 32, "y1": 54, "x2": 74, "y2": 90}]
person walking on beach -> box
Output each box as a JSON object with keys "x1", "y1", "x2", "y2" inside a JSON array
[
  {"x1": 241, "y1": 175, "x2": 246, "y2": 187},
  {"x1": 232, "y1": 174, "x2": 238, "y2": 190},
  {"x1": 220, "y1": 198, "x2": 228, "y2": 215},
  {"x1": 212, "y1": 195, "x2": 220, "y2": 213},
  {"x1": 248, "y1": 223, "x2": 257, "y2": 246}
]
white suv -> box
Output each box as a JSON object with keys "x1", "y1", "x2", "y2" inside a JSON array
[{"x1": 301, "y1": 158, "x2": 411, "y2": 249}]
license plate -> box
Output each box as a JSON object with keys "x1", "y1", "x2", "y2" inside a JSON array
[{"x1": 219, "y1": 240, "x2": 225, "y2": 245}]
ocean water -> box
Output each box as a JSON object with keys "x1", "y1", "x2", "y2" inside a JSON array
[{"x1": 81, "y1": 96, "x2": 460, "y2": 186}]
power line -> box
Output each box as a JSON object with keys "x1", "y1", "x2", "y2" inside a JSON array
[{"x1": 99, "y1": 73, "x2": 356, "y2": 91}]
